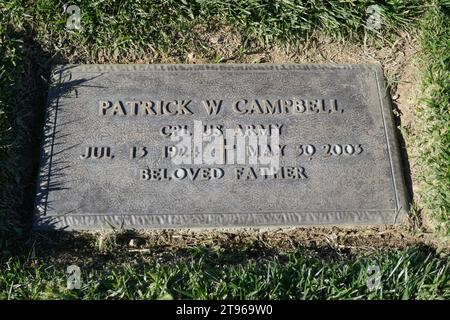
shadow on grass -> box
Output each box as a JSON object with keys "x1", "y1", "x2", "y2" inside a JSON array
[{"x1": 0, "y1": 20, "x2": 68, "y2": 258}]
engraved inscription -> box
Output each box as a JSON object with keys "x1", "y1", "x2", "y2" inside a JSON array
[
  {"x1": 80, "y1": 146, "x2": 113, "y2": 159},
  {"x1": 235, "y1": 166, "x2": 308, "y2": 180},
  {"x1": 99, "y1": 100, "x2": 193, "y2": 116},
  {"x1": 233, "y1": 99, "x2": 342, "y2": 114},
  {"x1": 98, "y1": 99, "x2": 342, "y2": 116},
  {"x1": 141, "y1": 167, "x2": 225, "y2": 181},
  {"x1": 130, "y1": 146, "x2": 148, "y2": 159}
]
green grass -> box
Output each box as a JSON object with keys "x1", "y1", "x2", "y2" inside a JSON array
[
  {"x1": 0, "y1": 0, "x2": 27, "y2": 253},
  {"x1": 415, "y1": 3, "x2": 450, "y2": 234},
  {"x1": 32, "y1": 0, "x2": 426, "y2": 58},
  {"x1": 1, "y1": 248, "x2": 449, "y2": 299},
  {"x1": 0, "y1": 0, "x2": 449, "y2": 299}
]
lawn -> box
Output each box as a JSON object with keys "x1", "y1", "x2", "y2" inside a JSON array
[
  {"x1": 1, "y1": 246, "x2": 448, "y2": 299},
  {"x1": 0, "y1": 0, "x2": 449, "y2": 299}
]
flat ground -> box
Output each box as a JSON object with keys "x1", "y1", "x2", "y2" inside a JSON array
[{"x1": 0, "y1": 0, "x2": 448, "y2": 299}]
